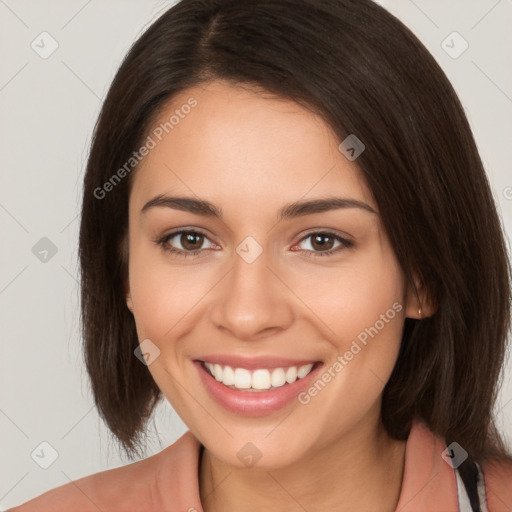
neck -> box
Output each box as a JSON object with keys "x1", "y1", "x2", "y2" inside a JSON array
[{"x1": 198, "y1": 415, "x2": 407, "y2": 512}]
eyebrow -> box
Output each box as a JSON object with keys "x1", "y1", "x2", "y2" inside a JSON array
[{"x1": 141, "y1": 194, "x2": 378, "y2": 220}]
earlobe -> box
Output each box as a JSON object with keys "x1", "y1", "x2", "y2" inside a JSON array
[
  {"x1": 404, "y1": 270, "x2": 436, "y2": 320},
  {"x1": 126, "y1": 294, "x2": 133, "y2": 313},
  {"x1": 124, "y1": 277, "x2": 133, "y2": 313}
]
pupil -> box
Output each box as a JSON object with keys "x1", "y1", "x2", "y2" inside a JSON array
[
  {"x1": 182, "y1": 233, "x2": 202, "y2": 250},
  {"x1": 312, "y1": 234, "x2": 333, "y2": 251}
]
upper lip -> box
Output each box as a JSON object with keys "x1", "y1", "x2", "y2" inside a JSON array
[{"x1": 195, "y1": 355, "x2": 322, "y2": 370}]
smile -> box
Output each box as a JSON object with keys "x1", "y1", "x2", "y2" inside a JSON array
[
  {"x1": 194, "y1": 357, "x2": 324, "y2": 416},
  {"x1": 203, "y1": 361, "x2": 315, "y2": 391}
]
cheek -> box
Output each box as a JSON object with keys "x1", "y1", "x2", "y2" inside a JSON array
[
  {"x1": 126, "y1": 243, "x2": 205, "y2": 412},
  {"x1": 291, "y1": 241, "x2": 406, "y2": 403},
  {"x1": 290, "y1": 243, "x2": 405, "y2": 349},
  {"x1": 127, "y1": 240, "x2": 212, "y2": 340}
]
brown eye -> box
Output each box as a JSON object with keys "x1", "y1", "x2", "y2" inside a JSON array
[
  {"x1": 309, "y1": 233, "x2": 336, "y2": 251},
  {"x1": 180, "y1": 232, "x2": 205, "y2": 250},
  {"x1": 156, "y1": 229, "x2": 216, "y2": 258},
  {"x1": 295, "y1": 231, "x2": 354, "y2": 258}
]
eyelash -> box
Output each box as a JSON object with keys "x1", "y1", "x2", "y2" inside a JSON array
[{"x1": 155, "y1": 229, "x2": 354, "y2": 259}]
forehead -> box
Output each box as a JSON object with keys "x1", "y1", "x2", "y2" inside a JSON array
[{"x1": 130, "y1": 80, "x2": 375, "y2": 214}]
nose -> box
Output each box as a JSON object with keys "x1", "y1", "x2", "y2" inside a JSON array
[{"x1": 209, "y1": 247, "x2": 295, "y2": 341}]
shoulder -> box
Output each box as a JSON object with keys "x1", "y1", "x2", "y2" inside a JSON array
[
  {"x1": 7, "y1": 450, "x2": 165, "y2": 512},
  {"x1": 7, "y1": 431, "x2": 201, "y2": 512},
  {"x1": 482, "y1": 456, "x2": 512, "y2": 511}
]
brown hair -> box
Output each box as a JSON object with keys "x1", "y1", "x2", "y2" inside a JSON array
[{"x1": 79, "y1": 0, "x2": 512, "y2": 466}]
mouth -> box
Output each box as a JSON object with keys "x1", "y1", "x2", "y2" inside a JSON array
[
  {"x1": 200, "y1": 360, "x2": 320, "y2": 392},
  {"x1": 193, "y1": 357, "x2": 324, "y2": 416}
]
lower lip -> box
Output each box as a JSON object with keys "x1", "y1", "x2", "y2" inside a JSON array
[{"x1": 194, "y1": 360, "x2": 323, "y2": 416}]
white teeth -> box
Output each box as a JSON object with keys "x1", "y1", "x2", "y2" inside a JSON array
[
  {"x1": 233, "y1": 368, "x2": 252, "y2": 389},
  {"x1": 203, "y1": 362, "x2": 316, "y2": 391},
  {"x1": 213, "y1": 364, "x2": 223, "y2": 381},
  {"x1": 252, "y1": 369, "x2": 271, "y2": 390},
  {"x1": 285, "y1": 366, "x2": 297, "y2": 383},
  {"x1": 271, "y1": 368, "x2": 286, "y2": 387},
  {"x1": 222, "y1": 365, "x2": 235, "y2": 385},
  {"x1": 298, "y1": 363, "x2": 314, "y2": 378}
]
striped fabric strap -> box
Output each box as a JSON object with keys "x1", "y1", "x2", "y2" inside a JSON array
[{"x1": 455, "y1": 461, "x2": 488, "y2": 512}]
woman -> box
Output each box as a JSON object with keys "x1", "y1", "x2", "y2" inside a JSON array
[{"x1": 9, "y1": 0, "x2": 512, "y2": 511}]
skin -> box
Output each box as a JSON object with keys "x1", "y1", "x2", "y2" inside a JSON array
[{"x1": 125, "y1": 79, "x2": 434, "y2": 512}]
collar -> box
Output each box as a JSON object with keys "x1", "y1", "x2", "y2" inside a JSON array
[
  {"x1": 156, "y1": 419, "x2": 460, "y2": 511},
  {"x1": 395, "y1": 419, "x2": 459, "y2": 511}
]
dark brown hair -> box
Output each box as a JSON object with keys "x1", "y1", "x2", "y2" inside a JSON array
[{"x1": 79, "y1": 0, "x2": 512, "y2": 466}]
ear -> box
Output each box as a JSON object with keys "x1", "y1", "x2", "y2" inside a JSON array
[
  {"x1": 120, "y1": 233, "x2": 133, "y2": 313},
  {"x1": 404, "y1": 270, "x2": 437, "y2": 320},
  {"x1": 125, "y1": 276, "x2": 134, "y2": 314}
]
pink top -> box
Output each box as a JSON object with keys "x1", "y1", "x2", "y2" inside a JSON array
[{"x1": 8, "y1": 419, "x2": 512, "y2": 511}]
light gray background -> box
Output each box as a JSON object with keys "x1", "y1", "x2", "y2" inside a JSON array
[{"x1": 1, "y1": 0, "x2": 511, "y2": 509}]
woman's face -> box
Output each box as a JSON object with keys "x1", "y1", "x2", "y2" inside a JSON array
[{"x1": 125, "y1": 80, "x2": 418, "y2": 468}]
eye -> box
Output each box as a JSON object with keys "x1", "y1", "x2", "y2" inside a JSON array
[
  {"x1": 294, "y1": 231, "x2": 354, "y2": 257},
  {"x1": 156, "y1": 229, "x2": 218, "y2": 258},
  {"x1": 155, "y1": 229, "x2": 353, "y2": 259}
]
